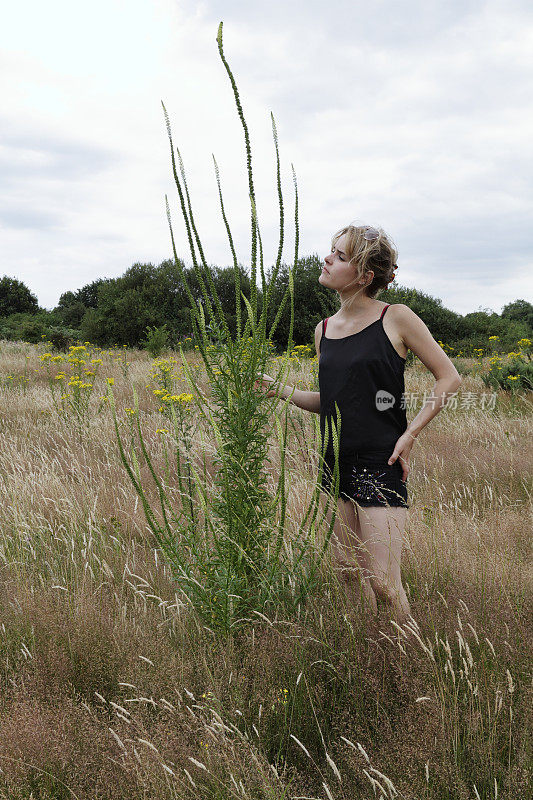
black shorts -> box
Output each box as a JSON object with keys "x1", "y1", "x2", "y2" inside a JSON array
[{"x1": 319, "y1": 449, "x2": 410, "y2": 509}]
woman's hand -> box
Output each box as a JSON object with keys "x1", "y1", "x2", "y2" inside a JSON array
[
  {"x1": 254, "y1": 373, "x2": 279, "y2": 398},
  {"x1": 387, "y1": 432, "x2": 416, "y2": 482}
]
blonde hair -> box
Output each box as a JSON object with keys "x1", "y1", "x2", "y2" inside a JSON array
[{"x1": 331, "y1": 223, "x2": 398, "y2": 311}]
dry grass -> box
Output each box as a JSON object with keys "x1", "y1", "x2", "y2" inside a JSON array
[{"x1": 0, "y1": 339, "x2": 530, "y2": 799}]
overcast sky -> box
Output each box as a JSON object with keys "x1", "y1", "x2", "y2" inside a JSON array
[{"x1": 2, "y1": 0, "x2": 532, "y2": 315}]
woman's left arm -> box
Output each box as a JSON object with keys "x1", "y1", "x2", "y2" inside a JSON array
[{"x1": 387, "y1": 304, "x2": 462, "y2": 477}]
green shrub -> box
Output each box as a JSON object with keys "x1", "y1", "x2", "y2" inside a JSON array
[
  {"x1": 45, "y1": 326, "x2": 82, "y2": 351},
  {"x1": 0, "y1": 313, "x2": 48, "y2": 343},
  {"x1": 141, "y1": 324, "x2": 170, "y2": 358},
  {"x1": 482, "y1": 351, "x2": 533, "y2": 392}
]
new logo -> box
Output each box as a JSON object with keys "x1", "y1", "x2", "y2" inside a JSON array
[{"x1": 375, "y1": 390, "x2": 396, "y2": 410}]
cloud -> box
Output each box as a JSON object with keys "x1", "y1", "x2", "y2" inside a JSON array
[
  {"x1": 0, "y1": 207, "x2": 62, "y2": 231},
  {"x1": 0, "y1": 123, "x2": 117, "y2": 184},
  {"x1": 0, "y1": 0, "x2": 531, "y2": 315}
]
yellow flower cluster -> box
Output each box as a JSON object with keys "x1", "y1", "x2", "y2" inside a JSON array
[
  {"x1": 290, "y1": 344, "x2": 313, "y2": 359},
  {"x1": 150, "y1": 357, "x2": 182, "y2": 375},
  {"x1": 167, "y1": 393, "x2": 194, "y2": 404},
  {"x1": 68, "y1": 377, "x2": 93, "y2": 389},
  {"x1": 40, "y1": 351, "x2": 67, "y2": 364},
  {"x1": 271, "y1": 687, "x2": 289, "y2": 709}
]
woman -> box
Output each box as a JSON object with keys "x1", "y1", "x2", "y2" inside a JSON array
[{"x1": 256, "y1": 223, "x2": 461, "y2": 623}]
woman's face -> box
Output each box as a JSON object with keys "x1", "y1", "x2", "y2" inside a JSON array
[{"x1": 319, "y1": 233, "x2": 359, "y2": 290}]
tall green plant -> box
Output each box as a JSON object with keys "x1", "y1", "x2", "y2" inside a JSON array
[
  {"x1": 142, "y1": 324, "x2": 169, "y2": 358},
  {"x1": 113, "y1": 21, "x2": 340, "y2": 633}
]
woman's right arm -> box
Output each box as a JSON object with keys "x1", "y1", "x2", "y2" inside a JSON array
[{"x1": 253, "y1": 322, "x2": 322, "y2": 414}]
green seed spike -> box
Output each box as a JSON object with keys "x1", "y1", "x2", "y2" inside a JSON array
[
  {"x1": 162, "y1": 101, "x2": 213, "y2": 339},
  {"x1": 162, "y1": 100, "x2": 222, "y2": 345},
  {"x1": 212, "y1": 153, "x2": 241, "y2": 339},
  {"x1": 161, "y1": 100, "x2": 199, "y2": 274},
  {"x1": 265, "y1": 162, "x2": 298, "y2": 350},
  {"x1": 174, "y1": 143, "x2": 231, "y2": 346},
  {"x1": 164, "y1": 194, "x2": 213, "y2": 362},
  {"x1": 167, "y1": 207, "x2": 219, "y2": 384},
  {"x1": 256, "y1": 111, "x2": 285, "y2": 348},
  {"x1": 216, "y1": 20, "x2": 258, "y2": 318}
]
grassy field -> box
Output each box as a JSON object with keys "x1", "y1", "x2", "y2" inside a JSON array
[{"x1": 0, "y1": 338, "x2": 530, "y2": 799}]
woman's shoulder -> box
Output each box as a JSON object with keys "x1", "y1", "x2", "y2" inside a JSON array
[{"x1": 385, "y1": 303, "x2": 419, "y2": 320}]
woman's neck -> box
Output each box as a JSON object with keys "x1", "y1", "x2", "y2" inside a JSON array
[{"x1": 336, "y1": 297, "x2": 382, "y2": 321}]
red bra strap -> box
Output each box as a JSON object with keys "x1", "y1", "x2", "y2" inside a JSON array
[
  {"x1": 323, "y1": 317, "x2": 329, "y2": 334},
  {"x1": 380, "y1": 304, "x2": 391, "y2": 319}
]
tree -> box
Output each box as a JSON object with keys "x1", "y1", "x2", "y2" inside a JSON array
[
  {"x1": 55, "y1": 279, "x2": 112, "y2": 328},
  {"x1": 501, "y1": 299, "x2": 533, "y2": 331},
  {"x1": 77, "y1": 278, "x2": 111, "y2": 309},
  {"x1": 56, "y1": 291, "x2": 88, "y2": 327},
  {"x1": 0, "y1": 277, "x2": 39, "y2": 317}
]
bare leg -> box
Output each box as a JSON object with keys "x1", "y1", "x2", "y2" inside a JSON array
[
  {"x1": 329, "y1": 497, "x2": 378, "y2": 616},
  {"x1": 354, "y1": 504, "x2": 411, "y2": 624}
]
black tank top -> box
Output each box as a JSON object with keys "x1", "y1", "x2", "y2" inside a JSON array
[{"x1": 319, "y1": 304, "x2": 408, "y2": 458}]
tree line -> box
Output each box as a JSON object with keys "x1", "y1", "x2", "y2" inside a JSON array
[{"x1": 0, "y1": 257, "x2": 531, "y2": 354}]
